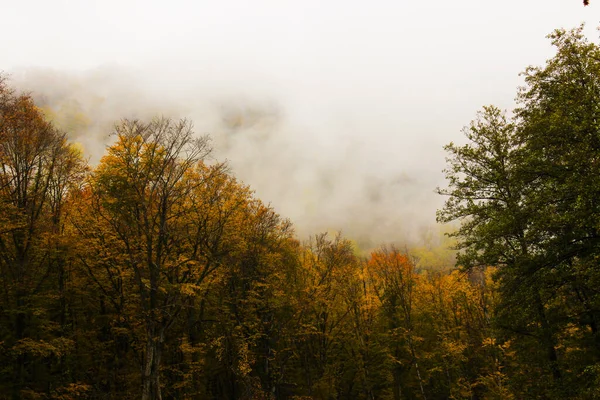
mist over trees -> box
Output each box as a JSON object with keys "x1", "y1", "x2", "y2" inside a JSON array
[
  {"x1": 10, "y1": 67, "x2": 444, "y2": 250},
  {"x1": 1, "y1": 25, "x2": 600, "y2": 399}
]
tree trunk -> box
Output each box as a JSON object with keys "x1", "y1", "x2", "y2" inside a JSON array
[
  {"x1": 534, "y1": 294, "x2": 561, "y2": 382},
  {"x1": 142, "y1": 326, "x2": 164, "y2": 400}
]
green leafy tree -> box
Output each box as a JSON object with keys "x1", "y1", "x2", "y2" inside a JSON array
[{"x1": 439, "y1": 26, "x2": 600, "y2": 398}]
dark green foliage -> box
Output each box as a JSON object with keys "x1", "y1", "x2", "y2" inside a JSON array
[{"x1": 438, "y1": 26, "x2": 600, "y2": 398}]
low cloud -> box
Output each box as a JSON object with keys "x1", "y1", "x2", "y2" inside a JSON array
[{"x1": 10, "y1": 66, "x2": 446, "y2": 248}]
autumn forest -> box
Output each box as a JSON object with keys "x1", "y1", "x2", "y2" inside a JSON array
[{"x1": 2, "y1": 27, "x2": 600, "y2": 400}]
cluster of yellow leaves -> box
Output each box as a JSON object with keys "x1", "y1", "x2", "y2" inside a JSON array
[{"x1": 10, "y1": 338, "x2": 75, "y2": 358}]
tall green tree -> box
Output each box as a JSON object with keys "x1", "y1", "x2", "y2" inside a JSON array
[
  {"x1": 438, "y1": 26, "x2": 600, "y2": 398},
  {"x1": 515, "y1": 26, "x2": 600, "y2": 394}
]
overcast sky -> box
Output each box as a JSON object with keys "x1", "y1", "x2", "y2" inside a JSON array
[{"x1": 1, "y1": 0, "x2": 598, "y2": 246}]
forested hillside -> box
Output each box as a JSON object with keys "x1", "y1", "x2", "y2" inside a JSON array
[{"x1": 1, "y1": 26, "x2": 600, "y2": 399}]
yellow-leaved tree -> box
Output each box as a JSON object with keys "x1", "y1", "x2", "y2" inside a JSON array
[
  {"x1": 0, "y1": 75, "x2": 87, "y2": 397},
  {"x1": 72, "y1": 118, "x2": 254, "y2": 400}
]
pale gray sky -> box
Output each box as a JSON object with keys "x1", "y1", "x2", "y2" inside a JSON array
[{"x1": 1, "y1": 0, "x2": 598, "y2": 246}]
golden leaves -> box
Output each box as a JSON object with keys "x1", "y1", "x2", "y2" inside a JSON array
[{"x1": 10, "y1": 337, "x2": 75, "y2": 358}]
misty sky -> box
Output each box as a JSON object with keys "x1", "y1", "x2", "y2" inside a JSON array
[{"x1": 1, "y1": 0, "x2": 598, "y2": 246}]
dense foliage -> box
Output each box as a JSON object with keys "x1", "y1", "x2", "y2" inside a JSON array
[
  {"x1": 438, "y1": 26, "x2": 600, "y2": 399},
  {"x1": 1, "y1": 26, "x2": 600, "y2": 399}
]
